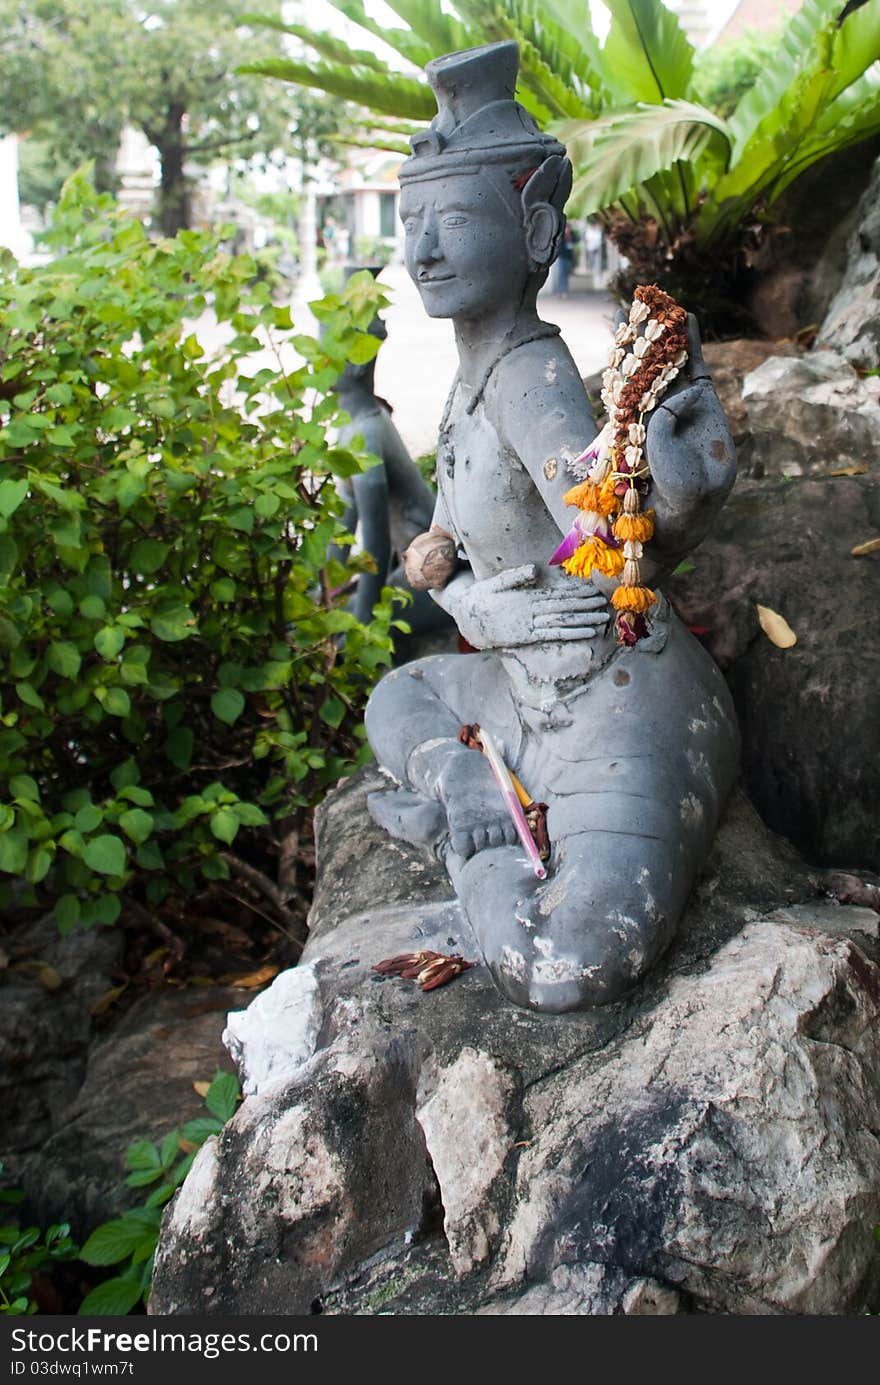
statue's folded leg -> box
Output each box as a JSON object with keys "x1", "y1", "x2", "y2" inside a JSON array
[
  {"x1": 365, "y1": 652, "x2": 518, "y2": 856},
  {"x1": 448, "y1": 818, "x2": 694, "y2": 1013},
  {"x1": 446, "y1": 710, "x2": 737, "y2": 1012}
]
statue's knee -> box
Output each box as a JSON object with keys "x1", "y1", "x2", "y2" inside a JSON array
[{"x1": 476, "y1": 881, "x2": 672, "y2": 1014}]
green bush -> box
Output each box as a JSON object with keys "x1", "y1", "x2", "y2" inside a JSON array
[{"x1": 0, "y1": 171, "x2": 401, "y2": 929}]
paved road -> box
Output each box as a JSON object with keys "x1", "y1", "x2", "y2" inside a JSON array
[{"x1": 373, "y1": 262, "x2": 616, "y2": 458}]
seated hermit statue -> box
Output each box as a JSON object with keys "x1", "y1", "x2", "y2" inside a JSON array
[{"x1": 365, "y1": 40, "x2": 740, "y2": 1014}]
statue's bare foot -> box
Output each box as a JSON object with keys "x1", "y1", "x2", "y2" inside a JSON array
[{"x1": 441, "y1": 751, "x2": 519, "y2": 860}]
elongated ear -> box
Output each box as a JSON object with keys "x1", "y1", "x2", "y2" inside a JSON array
[{"x1": 521, "y1": 154, "x2": 573, "y2": 268}]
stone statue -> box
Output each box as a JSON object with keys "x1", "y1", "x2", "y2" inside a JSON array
[
  {"x1": 328, "y1": 266, "x2": 452, "y2": 640},
  {"x1": 365, "y1": 41, "x2": 740, "y2": 1013}
]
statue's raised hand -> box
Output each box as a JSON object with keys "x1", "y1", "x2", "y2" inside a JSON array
[
  {"x1": 643, "y1": 314, "x2": 736, "y2": 562},
  {"x1": 440, "y1": 562, "x2": 609, "y2": 652}
]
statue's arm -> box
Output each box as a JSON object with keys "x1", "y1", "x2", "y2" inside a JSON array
[
  {"x1": 641, "y1": 315, "x2": 737, "y2": 573},
  {"x1": 494, "y1": 323, "x2": 735, "y2": 581},
  {"x1": 492, "y1": 346, "x2": 597, "y2": 532}
]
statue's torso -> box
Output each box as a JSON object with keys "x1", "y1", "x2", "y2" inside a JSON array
[{"x1": 438, "y1": 379, "x2": 569, "y2": 580}]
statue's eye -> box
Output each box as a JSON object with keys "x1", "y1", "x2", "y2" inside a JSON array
[{"x1": 443, "y1": 215, "x2": 468, "y2": 228}]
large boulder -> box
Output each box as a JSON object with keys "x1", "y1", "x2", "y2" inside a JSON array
[
  {"x1": 701, "y1": 339, "x2": 797, "y2": 467},
  {"x1": 738, "y1": 351, "x2": 880, "y2": 478},
  {"x1": 23, "y1": 986, "x2": 243, "y2": 1239},
  {"x1": 819, "y1": 153, "x2": 880, "y2": 369},
  {"x1": 667, "y1": 470, "x2": 879, "y2": 871},
  {"x1": 0, "y1": 912, "x2": 124, "y2": 1188},
  {"x1": 151, "y1": 771, "x2": 880, "y2": 1316}
]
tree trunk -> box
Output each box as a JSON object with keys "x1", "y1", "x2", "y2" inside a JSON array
[{"x1": 152, "y1": 104, "x2": 190, "y2": 237}]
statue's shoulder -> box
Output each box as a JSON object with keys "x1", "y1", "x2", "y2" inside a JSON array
[
  {"x1": 491, "y1": 331, "x2": 587, "y2": 408},
  {"x1": 487, "y1": 332, "x2": 594, "y2": 459}
]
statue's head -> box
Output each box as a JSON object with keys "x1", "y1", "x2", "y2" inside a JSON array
[{"x1": 399, "y1": 42, "x2": 573, "y2": 319}]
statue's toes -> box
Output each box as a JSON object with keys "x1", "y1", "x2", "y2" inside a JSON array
[
  {"x1": 469, "y1": 824, "x2": 489, "y2": 852},
  {"x1": 367, "y1": 790, "x2": 447, "y2": 850},
  {"x1": 485, "y1": 819, "x2": 512, "y2": 842},
  {"x1": 450, "y1": 828, "x2": 477, "y2": 859}
]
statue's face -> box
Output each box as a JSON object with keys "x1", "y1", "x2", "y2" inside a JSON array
[{"x1": 400, "y1": 171, "x2": 530, "y2": 320}]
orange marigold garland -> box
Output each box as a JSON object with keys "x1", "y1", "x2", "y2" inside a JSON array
[{"x1": 548, "y1": 284, "x2": 689, "y2": 645}]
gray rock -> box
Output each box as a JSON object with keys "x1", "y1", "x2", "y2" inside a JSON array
[
  {"x1": 223, "y1": 965, "x2": 322, "y2": 1097},
  {"x1": 24, "y1": 986, "x2": 242, "y2": 1238},
  {"x1": 700, "y1": 339, "x2": 798, "y2": 468},
  {"x1": 740, "y1": 350, "x2": 880, "y2": 478},
  {"x1": 0, "y1": 913, "x2": 124, "y2": 1186},
  {"x1": 667, "y1": 471, "x2": 880, "y2": 870},
  {"x1": 819, "y1": 154, "x2": 880, "y2": 369},
  {"x1": 150, "y1": 772, "x2": 880, "y2": 1316}
]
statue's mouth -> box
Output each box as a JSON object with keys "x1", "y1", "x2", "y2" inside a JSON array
[{"x1": 418, "y1": 271, "x2": 455, "y2": 284}]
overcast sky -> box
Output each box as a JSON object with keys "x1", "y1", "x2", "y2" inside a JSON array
[{"x1": 296, "y1": 0, "x2": 743, "y2": 56}]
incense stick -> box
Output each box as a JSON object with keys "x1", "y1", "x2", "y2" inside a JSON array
[{"x1": 477, "y1": 727, "x2": 547, "y2": 880}]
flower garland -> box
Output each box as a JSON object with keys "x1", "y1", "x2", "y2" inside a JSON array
[{"x1": 549, "y1": 284, "x2": 689, "y2": 646}]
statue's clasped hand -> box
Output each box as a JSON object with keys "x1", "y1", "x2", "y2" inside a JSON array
[{"x1": 451, "y1": 563, "x2": 609, "y2": 651}]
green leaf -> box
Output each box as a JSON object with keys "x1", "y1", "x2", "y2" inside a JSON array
[
  {"x1": 115, "y1": 472, "x2": 146, "y2": 510},
  {"x1": 181, "y1": 1116, "x2": 224, "y2": 1144},
  {"x1": 81, "y1": 894, "x2": 122, "y2": 928},
  {"x1": 79, "y1": 595, "x2": 106, "y2": 621},
  {"x1": 130, "y1": 539, "x2": 169, "y2": 574},
  {"x1": 54, "y1": 894, "x2": 81, "y2": 933},
  {"x1": 200, "y1": 855, "x2": 230, "y2": 880},
  {"x1": 0, "y1": 827, "x2": 28, "y2": 875},
  {"x1": 566, "y1": 101, "x2": 731, "y2": 216},
  {"x1": 209, "y1": 808, "x2": 239, "y2": 845},
  {"x1": 118, "y1": 809, "x2": 153, "y2": 845},
  {"x1": 47, "y1": 641, "x2": 82, "y2": 680},
  {"x1": 319, "y1": 695, "x2": 345, "y2": 728},
  {"x1": 346, "y1": 331, "x2": 381, "y2": 365},
  {"x1": 26, "y1": 846, "x2": 53, "y2": 884},
  {"x1": 110, "y1": 759, "x2": 140, "y2": 791},
  {"x1": 225, "y1": 507, "x2": 254, "y2": 534},
  {"x1": 601, "y1": 0, "x2": 694, "y2": 103},
  {"x1": 126, "y1": 1140, "x2": 161, "y2": 1175},
  {"x1": 211, "y1": 688, "x2": 245, "y2": 725},
  {"x1": 0, "y1": 534, "x2": 18, "y2": 579},
  {"x1": 144, "y1": 1183, "x2": 176, "y2": 1209},
  {"x1": 16, "y1": 682, "x2": 45, "y2": 711},
  {"x1": 9, "y1": 774, "x2": 39, "y2": 801},
  {"x1": 74, "y1": 804, "x2": 103, "y2": 833},
  {"x1": 159, "y1": 1130, "x2": 181, "y2": 1171},
  {"x1": 77, "y1": 1274, "x2": 144, "y2": 1316},
  {"x1": 101, "y1": 687, "x2": 131, "y2": 718},
  {"x1": 135, "y1": 841, "x2": 164, "y2": 871},
  {"x1": 118, "y1": 785, "x2": 153, "y2": 807},
  {"x1": 150, "y1": 606, "x2": 195, "y2": 642},
  {"x1": 79, "y1": 1209, "x2": 158, "y2": 1267},
  {"x1": 204, "y1": 1070, "x2": 240, "y2": 1123},
  {"x1": 164, "y1": 726, "x2": 193, "y2": 770},
  {"x1": 81, "y1": 835, "x2": 126, "y2": 877},
  {"x1": 59, "y1": 829, "x2": 85, "y2": 858},
  {"x1": 0, "y1": 479, "x2": 28, "y2": 519},
  {"x1": 254, "y1": 493, "x2": 280, "y2": 519},
  {"x1": 95, "y1": 627, "x2": 125, "y2": 659},
  {"x1": 210, "y1": 577, "x2": 236, "y2": 602},
  {"x1": 238, "y1": 55, "x2": 436, "y2": 120}
]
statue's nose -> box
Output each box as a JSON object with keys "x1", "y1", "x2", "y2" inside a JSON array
[{"x1": 414, "y1": 215, "x2": 442, "y2": 264}]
